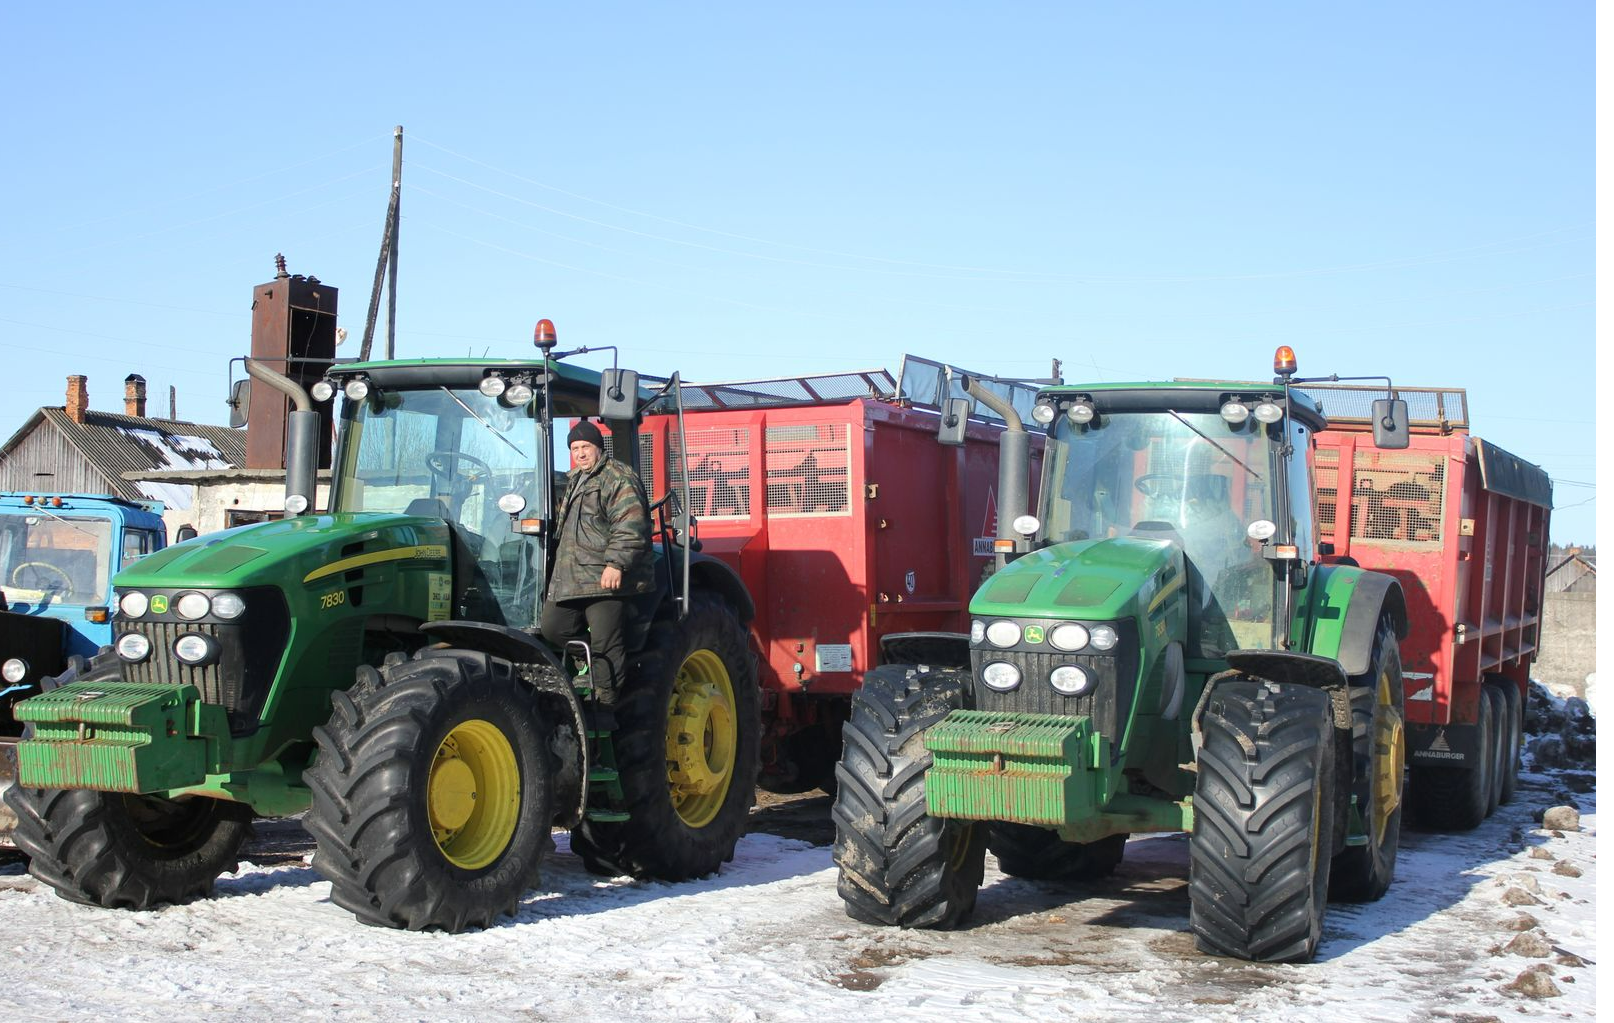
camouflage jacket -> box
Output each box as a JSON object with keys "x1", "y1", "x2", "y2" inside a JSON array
[{"x1": 547, "y1": 456, "x2": 654, "y2": 602}]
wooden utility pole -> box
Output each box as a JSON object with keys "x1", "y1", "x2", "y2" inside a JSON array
[{"x1": 359, "y1": 126, "x2": 403, "y2": 362}]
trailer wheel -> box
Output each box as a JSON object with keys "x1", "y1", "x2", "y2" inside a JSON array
[
  {"x1": 570, "y1": 593, "x2": 759, "y2": 880},
  {"x1": 1406, "y1": 683, "x2": 1495, "y2": 831},
  {"x1": 1491, "y1": 678, "x2": 1522, "y2": 805},
  {"x1": 1482, "y1": 686, "x2": 1508, "y2": 816},
  {"x1": 832, "y1": 663, "x2": 985, "y2": 929},
  {"x1": 1329, "y1": 617, "x2": 1405, "y2": 902},
  {"x1": 304, "y1": 649, "x2": 553, "y2": 931},
  {"x1": 1189, "y1": 678, "x2": 1337, "y2": 963},
  {"x1": 989, "y1": 823, "x2": 1126, "y2": 882},
  {"x1": 5, "y1": 786, "x2": 252, "y2": 910}
]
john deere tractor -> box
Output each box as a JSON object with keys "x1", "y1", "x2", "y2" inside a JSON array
[
  {"x1": 833, "y1": 348, "x2": 1411, "y2": 962},
  {"x1": 3, "y1": 321, "x2": 759, "y2": 931}
]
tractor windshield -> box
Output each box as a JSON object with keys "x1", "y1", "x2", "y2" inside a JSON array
[
  {"x1": 1041, "y1": 410, "x2": 1278, "y2": 657},
  {"x1": 0, "y1": 513, "x2": 115, "y2": 609},
  {"x1": 333, "y1": 386, "x2": 547, "y2": 626}
]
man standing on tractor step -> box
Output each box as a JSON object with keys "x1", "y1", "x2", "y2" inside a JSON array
[{"x1": 541, "y1": 420, "x2": 654, "y2": 719}]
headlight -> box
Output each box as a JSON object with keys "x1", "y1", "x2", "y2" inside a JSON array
[
  {"x1": 1220, "y1": 401, "x2": 1250, "y2": 424},
  {"x1": 173, "y1": 634, "x2": 220, "y2": 665},
  {"x1": 1253, "y1": 401, "x2": 1284, "y2": 424},
  {"x1": 119, "y1": 591, "x2": 150, "y2": 618},
  {"x1": 969, "y1": 619, "x2": 986, "y2": 644},
  {"x1": 981, "y1": 661, "x2": 1022, "y2": 692},
  {"x1": 211, "y1": 592, "x2": 246, "y2": 620},
  {"x1": 311, "y1": 380, "x2": 336, "y2": 402},
  {"x1": 1031, "y1": 401, "x2": 1056, "y2": 425},
  {"x1": 478, "y1": 375, "x2": 507, "y2": 398},
  {"x1": 1012, "y1": 515, "x2": 1040, "y2": 537},
  {"x1": 175, "y1": 592, "x2": 211, "y2": 621},
  {"x1": 344, "y1": 378, "x2": 371, "y2": 402},
  {"x1": 1, "y1": 658, "x2": 28, "y2": 684},
  {"x1": 504, "y1": 382, "x2": 535, "y2": 406},
  {"x1": 1089, "y1": 625, "x2": 1119, "y2": 651},
  {"x1": 1049, "y1": 623, "x2": 1089, "y2": 652},
  {"x1": 1050, "y1": 664, "x2": 1093, "y2": 696},
  {"x1": 1067, "y1": 401, "x2": 1096, "y2": 425},
  {"x1": 985, "y1": 621, "x2": 1021, "y2": 648},
  {"x1": 284, "y1": 494, "x2": 310, "y2": 515},
  {"x1": 116, "y1": 632, "x2": 152, "y2": 662}
]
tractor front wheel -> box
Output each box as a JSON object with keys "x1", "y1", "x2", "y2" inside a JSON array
[
  {"x1": 989, "y1": 823, "x2": 1126, "y2": 882},
  {"x1": 5, "y1": 786, "x2": 251, "y2": 909},
  {"x1": 303, "y1": 649, "x2": 553, "y2": 931},
  {"x1": 1189, "y1": 677, "x2": 1337, "y2": 963},
  {"x1": 570, "y1": 592, "x2": 759, "y2": 880},
  {"x1": 832, "y1": 663, "x2": 985, "y2": 928}
]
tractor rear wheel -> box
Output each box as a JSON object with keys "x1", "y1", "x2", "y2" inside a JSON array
[
  {"x1": 1492, "y1": 678, "x2": 1522, "y2": 805},
  {"x1": 989, "y1": 823, "x2": 1126, "y2": 882},
  {"x1": 1189, "y1": 678, "x2": 1337, "y2": 963},
  {"x1": 570, "y1": 593, "x2": 759, "y2": 880},
  {"x1": 1329, "y1": 616, "x2": 1405, "y2": 902},
  {"x1": 832, "y1": 663, "x2": 985, "y2": 928},
  {"x1": 304, "y1": 649, "x2": 553, "y2": 931},
  {"x1": 1406, "y1": 684, "x2": 1494, "y2": 831}
]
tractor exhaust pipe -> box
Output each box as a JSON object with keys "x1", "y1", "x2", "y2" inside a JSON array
[
  {"x1": 961, "y1": 375, "x2": 1029, "y2": 566},
  {"x1": 244, "y1": 358, "x2": 319, "y2": 515}
]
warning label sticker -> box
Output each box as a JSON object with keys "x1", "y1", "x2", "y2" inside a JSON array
[{"x1": 427, "y1": 573, "x2": 452, "y2": 621}]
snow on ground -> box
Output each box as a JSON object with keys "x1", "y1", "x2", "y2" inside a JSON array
[{"x1": 0, "y1": 767, "x2": 1595, "y2": 1023}]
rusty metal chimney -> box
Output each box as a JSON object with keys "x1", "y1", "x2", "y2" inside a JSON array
[
  {"x1": 65, "y1": 375, "x2": 88, "y2": 424},
  {"x1": 245, "y1": 256, "x2": 339, "y2": 470},
  {"x1": 124, "y1": 374, "x2": 148, "y2": 418}
]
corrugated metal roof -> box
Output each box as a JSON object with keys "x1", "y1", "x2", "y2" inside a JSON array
[{"x1": 35, "y1": 408, "x2": 245, "y2": 503}]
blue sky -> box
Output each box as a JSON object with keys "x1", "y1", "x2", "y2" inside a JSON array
[{"x1": 0, "y1": 3, "x2": 1594, "y2": 542}]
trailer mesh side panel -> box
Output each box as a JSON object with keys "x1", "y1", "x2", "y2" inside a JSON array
[
  {"x1": 1315, "y1": 447, "x2": 1340, "y2": 534},
  {"x1": 764, "y1": 424, "x2": 851, "y2": 517},
  {"x1": 670, "y1": 428, "x2": 751, "y2": 520},
  {"x1": 1347, "y1": 450, "x2": 1446, "y2": 545},
  {"x1": 602, "y1": 435, "x2": 655, "y2": 485}
]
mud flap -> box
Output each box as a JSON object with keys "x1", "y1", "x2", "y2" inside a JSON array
[{"x1": 1406, "y1": 720, "x2": 1480, "y2": 768}]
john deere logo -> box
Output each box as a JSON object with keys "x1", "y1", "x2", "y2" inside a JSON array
[
  {"x1": 1023, "y1": 626, "x2": 1045, "y2": 645},
  {"x1": 149, "y1": 595, "x2": 169, "y2": 614}
]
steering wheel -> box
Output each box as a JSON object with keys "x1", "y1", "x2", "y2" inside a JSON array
[
  {"x1": 10, "y1": 561, "x2": 73, "y2": 595},
  {"x1": 1134, "y1": 474, "x2": 1177, "y2": 500},
  {"x1": 424, "y1": 451, "x2": 493, "y2": 485}
]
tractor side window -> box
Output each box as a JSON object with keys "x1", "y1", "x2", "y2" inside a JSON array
[{"x1": 121, "y1": 529, "x2": 158, "y2": 568}]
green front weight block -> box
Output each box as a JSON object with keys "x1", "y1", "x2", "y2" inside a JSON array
[
  {"x1": 923, "y1": 711, "x2": 1107, "y2": 826},
  {"x1": 15, "y1": 682, "x2": 214, "y2": 794}
]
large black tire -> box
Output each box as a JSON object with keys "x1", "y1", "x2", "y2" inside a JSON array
[
  {"x1": 1492, "y1": 678, "x2": 1522, "y2": 805},
  {"x1": 1405, "y1": 684, "x2": 1494, "y2": 831},
  {"x1": 570, "y1": 593, "x2": 759, "y2": 880},
  {"x1": 1482, "y1": 685, "x2": 1506, "y2": 815},
  {"x1": 1190, "y1": 678, "x2": 1337, "y2": 963},
  {"x1": 304, "y1": 649, "x2": 554, "y2": 931},
  {"x1": 5, "y1": 787, "x2": 251, "y2": 909},
  {"x1": 4, "y1": 647, "x2": 254, "y2": 909},
  {"x1": 1329, "y1": 617, "x2": 1405, "y2": 902},
  {"x1": 832, "y1": 663, "x2": 985, "y2": 928},
  {"x1": 989, "y1": 823, "x2": 1126, "y2": 882}
]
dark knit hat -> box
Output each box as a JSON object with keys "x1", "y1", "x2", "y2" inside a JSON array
[{"x1": 567, "y1": 419, "x2": 604, "y2": 449}]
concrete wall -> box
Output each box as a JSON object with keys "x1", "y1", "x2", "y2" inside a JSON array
[
  {"x1": 1534, "y1": 591, "x2": 1595, "y2": 696},
  {"x1": 161, "y1": 481, "x2": 333, "y2": 540}
]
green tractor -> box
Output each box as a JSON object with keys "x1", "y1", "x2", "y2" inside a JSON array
[
  {"x1": 2, "y1": 321, "x2": 759, "y2": 931},
  {"x1": 833, "y1": 347, "x2": 1412, "y2": 962}
]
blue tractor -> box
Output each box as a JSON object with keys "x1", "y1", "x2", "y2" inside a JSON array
[{"x1": 0, "y1": 493, "x2": 169, "y2": 848}]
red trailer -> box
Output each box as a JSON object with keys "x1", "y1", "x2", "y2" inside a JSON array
[
  {"x1": 1308, "y1": 384, "x2": 1552, "y2": 829},
  {"x1": 612, "y1": 358, "x2": 1045, "y2": 790}
]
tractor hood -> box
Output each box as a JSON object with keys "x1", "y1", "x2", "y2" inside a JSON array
[
  {"x1": 114, "y1": 513, "x2": 454, "y2": 591},
  {"x1": 969, "y1": 536, "x2": 1184, "y2": 622}
]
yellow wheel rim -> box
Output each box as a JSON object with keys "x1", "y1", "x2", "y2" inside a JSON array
[
  {"x1": 1371, "y1": 667, "x2": 1405, "y2": 844},
  {"x1": 428, "y1": 719, "x2": 521, "y2": 870},
  {"x1": 665, "y1": 649, "x2": 737, "y2": 829}
]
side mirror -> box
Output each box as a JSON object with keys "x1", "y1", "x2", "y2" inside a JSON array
[
  {"x1": 599, "y1": 369, "x2": 640, "y2": 420},
  {"x1": 174, "y1": 524, "x2": 199, "y2": 543},
  {"x1": 1372, "y1": 397, "x2": 1410, "y2": 449},
  {"x1": 937, "y1": 396, "x2": 970, "y2": 447},
  {"x1": 228, "y1": 379, "x2": 250, "y2": 428}
]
